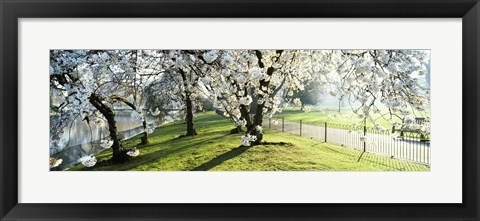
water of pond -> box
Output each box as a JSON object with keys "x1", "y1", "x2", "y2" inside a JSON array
[{"x1": 51, "y1": 110, "x2": 178, "y2": 170}]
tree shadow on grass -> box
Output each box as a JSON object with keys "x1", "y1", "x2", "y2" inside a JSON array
[
  {"x1": 100, "y1": 132, "x2": 237, "y2": 171},
  {"x1": 190, "y1": 142, "x2": 292, "y2": 171},
  {"x1": 163, "y1": 130, "x2": 227, "y2": 143},
  {"x1": 191, "y1": 145, "x2": 252, "y2": 171}
]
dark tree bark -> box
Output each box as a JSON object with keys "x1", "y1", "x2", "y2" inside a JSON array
[
  {"x1": 179, "y1": 69, "x2": 197, "y2": 136},
  {"x1": 184, "y1": 91, "x2": 198, "y2": 136},
  {"x1": 249, "y1": 50, "x2": 284, "y2": 145},
  {"x1": 240, "y1": 104, "x2": 253, "y2": 129},
  {"x1": 140, "y1": 119, "x2": 149, "y2": 145},
  {"x1": 89, "y1": 93, "x2": 128, "y2": 163}
]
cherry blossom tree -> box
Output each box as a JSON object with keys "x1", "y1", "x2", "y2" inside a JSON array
[
  {"x1": 50, "y1": 50, "x2": 149, "y2": 163},
  {"x1": 121, "y1": 50, "x2": 167, "y2": 145},
  {"x1": 50, "y1": 49, "x2": 430, "y2": 166},
  {"x1": 317, "y1": 50, "x2": 430, "y2": 132},
  {"x1": 148, "y1": 50, "x2": 213, "y2": 136},
  {"x1": 192, "y1": 50, "x2": 315, "y2": 145},
  {"x1": 143, "y1": 69, "x2": 198, "y2": 133},
  {"x1": 192, "y1": 49, "x2": 429, "y2": 145}
]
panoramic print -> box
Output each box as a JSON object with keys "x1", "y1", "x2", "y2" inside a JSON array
[{"x1": 49, "y1": 50, "x2": 431, "y2": 171}]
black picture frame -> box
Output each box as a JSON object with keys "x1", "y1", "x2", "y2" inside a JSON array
[{"x1": 1, "y1": 0, "x2": 479, "y2": 220}]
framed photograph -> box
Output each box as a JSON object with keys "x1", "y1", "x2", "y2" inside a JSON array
[{"x1": 1, "y1": 0, "x2": 479, "y2": 220}]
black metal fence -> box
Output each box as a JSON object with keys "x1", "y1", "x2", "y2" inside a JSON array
[{"x1": 266, "y1": 117, "x2": 430, "y2": 166}]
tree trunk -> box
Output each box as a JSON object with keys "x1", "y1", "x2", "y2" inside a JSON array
[
  {"x1": 89, "y1": 93, "x2": 127, "y2": 163},
  {"x1": 250, "y1": 103, "x2": 265, "y2": 145},
  {"x1": 184, "y1": 91, "x2": 197, "y2": 136},
  {"x1": 240, "y1": 104, "x2": 253, "y2": 129},
  {"x1": 140, "y1": 119, "x2": 149, "y2": 145},
  {"x1": 179, "y1": 69, "x2": 197, "y2": 136},
  {"x1": 250, "y1": 50, "x2": 283, "y2": 144}
]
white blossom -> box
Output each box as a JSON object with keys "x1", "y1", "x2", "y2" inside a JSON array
[
  {"x1": 80, "y1": 156, "x2": 97, "y2": 167},
  {"x1": 126, "y1": 147, "x2": 140, "y2": 157},
  {"x1": 150, "y1": 108, "x2": 161, "y2": 116},
  {"x1": 239, "y1": 95, "x2": 253, "y2": 106},
  {"x1": 235, "y1": 119, "x2": 247, "y2": 127},
  {"x1": 293, "y1": 98, "x2": 302, "y2": 107},
  {"x1": 203, "y1": 50, "x2": 219, "y2": 63},
  {"x1": 49, "y1": 158, "x2": 63, "y2": 168},
  {"x1": 100, "y1": 139, "x2": 114, "y2": 149},
  {"x1": 240, "y1": 134, "x2": 257, "y2": 146},
  {"x1": 249, "y1": 67, "x2": 269, "y2": 81}
]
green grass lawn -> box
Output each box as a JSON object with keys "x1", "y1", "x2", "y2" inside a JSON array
[
  {"x1": 69, "y1": 112, "x2": 429, "y2": 171},
  {"x1": 272, "y1": 106, "x2": 430, "y2": 130}
]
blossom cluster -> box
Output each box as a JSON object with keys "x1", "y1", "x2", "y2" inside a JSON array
[
  {"x1": 126, "y1": 147, "x2": 140, "y2": 157},
  {"x1": 241, "y1": 134, "x2": 257, "y2": 147},
  {"x1": 80, "y1": 155, "x2": 97, "y2": 167}
]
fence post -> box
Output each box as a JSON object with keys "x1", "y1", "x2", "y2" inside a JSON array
[
  {"x1": 282, "y1": 118, "x2": 284, "y2": 132},
  {"x1": 269, "y1": 118, "x2": 271, "y2": 129},
  {"x1": 363, "y1": 125, "x2": 367, "y2": 152},
  {"x1": 324, "y1": 122, "x2": 327, "y2": 142},
  {"x1": 300, "y1": 120, "x2": 302, "y2": 136}
]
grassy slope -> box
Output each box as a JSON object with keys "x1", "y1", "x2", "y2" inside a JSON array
[
  {"x1": 273, "y1": 106, "x2": 431, "y2": 129},
  {"x1": 70, "y1": 112, "x2": 429, "y2": 171}
]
